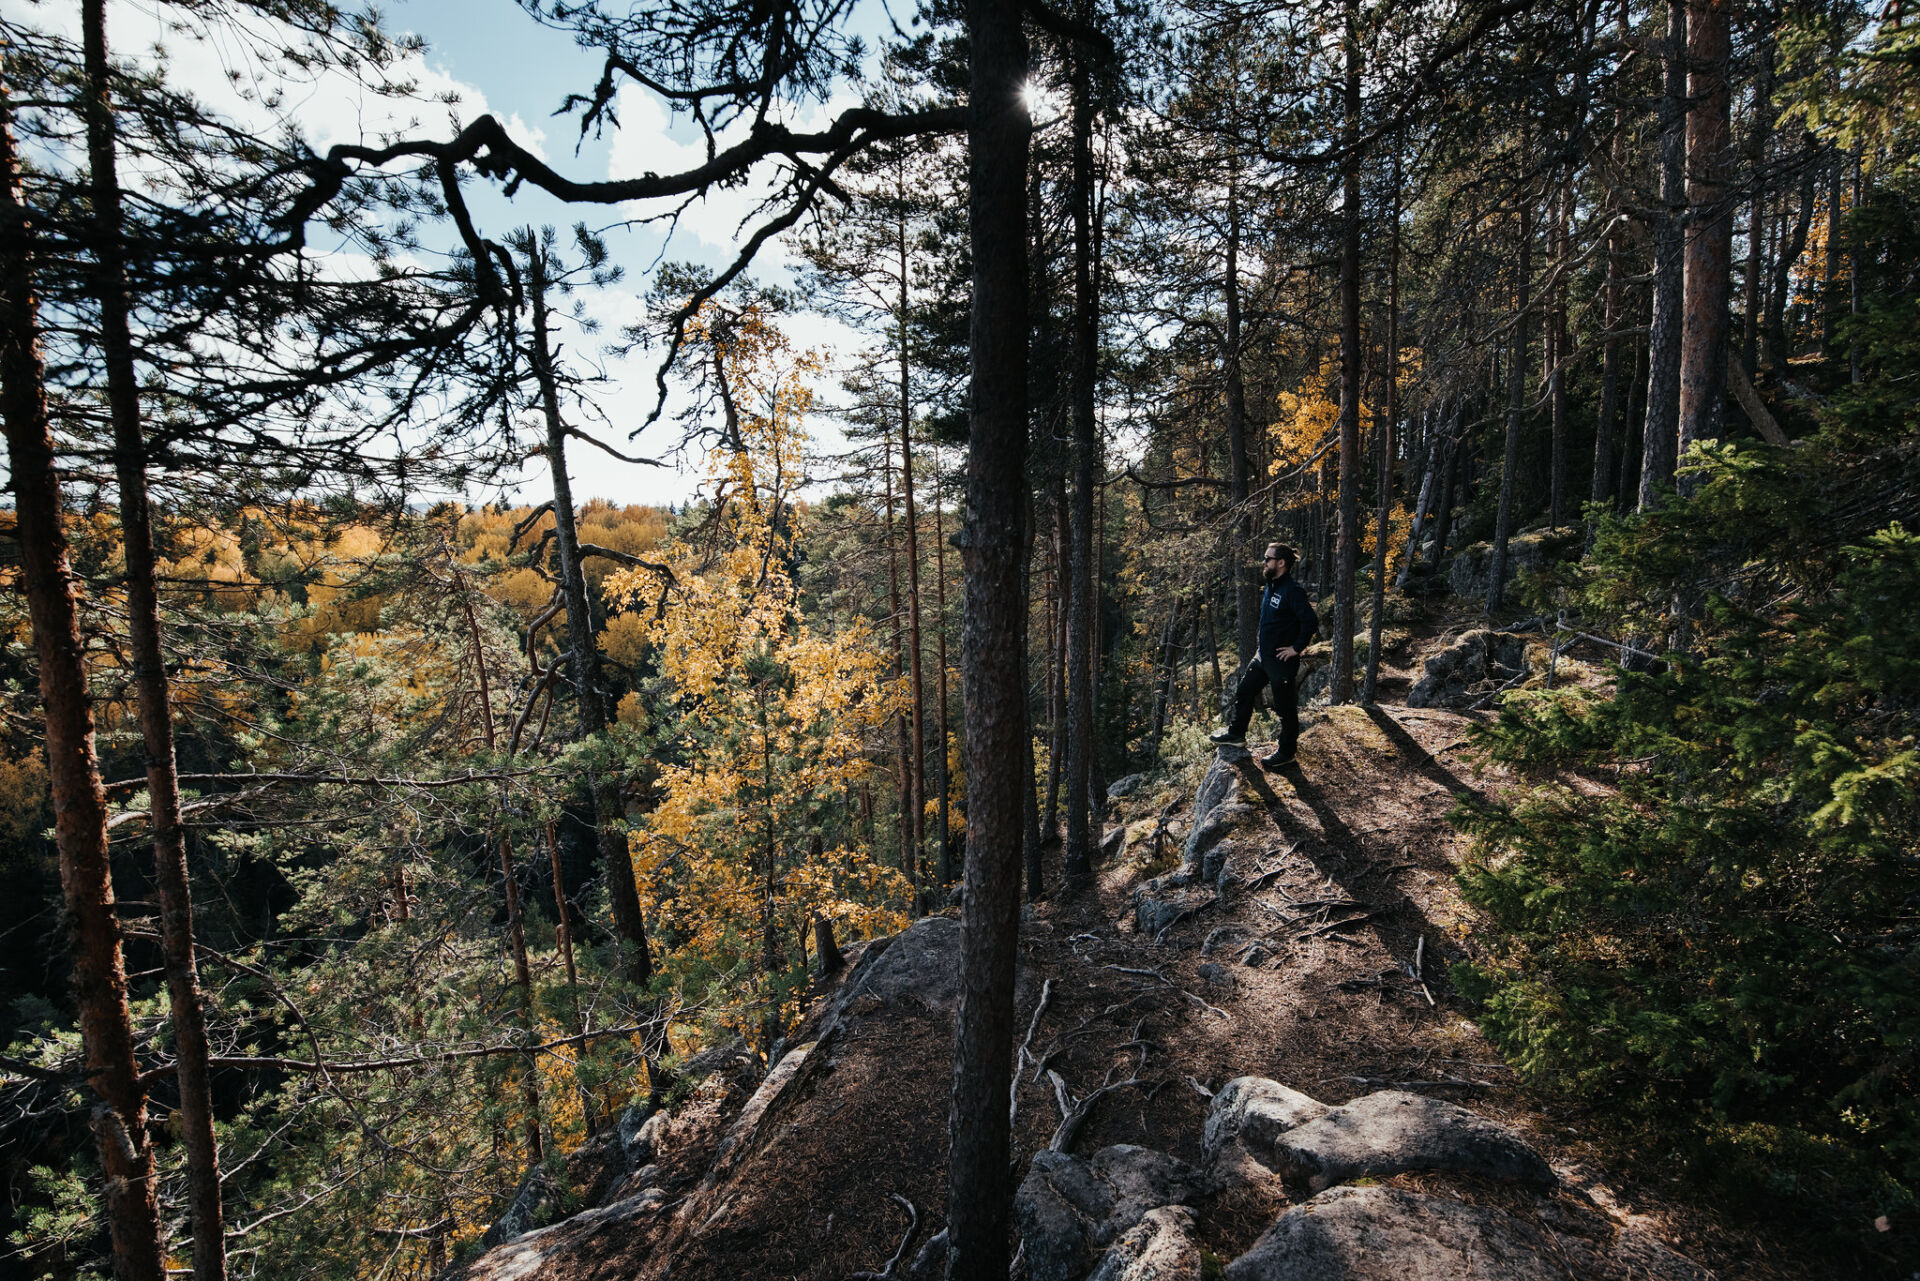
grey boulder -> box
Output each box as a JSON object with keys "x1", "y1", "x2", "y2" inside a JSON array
[
  {"x1": 1268, "y1": 1089, "x2": 1554, "y2": 1193},
  {"x1": 1225, "y1": 1185, "x2": 1710, "y2": 1281},
  {"x1": 1087, "y1": 1205, "x2": 1204, "y2": 1281},
  {"x1": 1015, "y1": 1145, "x2": 1210, "y2": 1281},
  {"x1": 1202, "y1": 1077, "x2": 1329, "y2": 1186}
]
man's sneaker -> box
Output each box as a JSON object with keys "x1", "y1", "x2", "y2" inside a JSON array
[
  {"x1": 1262, "y1": 749, "x2": 1297, "y2": 769},
  {"x1": 1209, "y1": 729, "x2": 1245, "y2": 746}
]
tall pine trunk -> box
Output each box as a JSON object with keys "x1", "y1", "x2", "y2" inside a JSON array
[
  {"x1": 1330, "y1": 0, "x2": 1363, "y2": 702},
  {"x1": 1678, "y1": 0, "x2": 1732, "y2": 475},
  {"x1": 2, "y1": 83, "x2": 166, "y2": 1281},
  {"x1": 80, "y1": 5, "x2": 224, "y2": 1274},
  {"x1": 1224, "y1": 179, "x2": 1255, "y2": 662},
  {"x1": 1487, "y1": 195, "x2": 1532, "y2": 615},
  {"x1": 945, "y1": 0, "x2": 1030, "y2": 1269},
  {"x1": 1743, "y1": 36, "x2": 1774, "y2": 374},
  {"x1": 895, "y1": 199, "x2": 929, "y2": 885},
  {"x1": 1362, "y1": 144, "x2": 1401, "y2": 705},
  {"x1": 1640, "y1": 0, "x2": 1687, "y2": 509},
  {"x1": 1063, "y1": 21, "x2": 1100, "y2": 880}
]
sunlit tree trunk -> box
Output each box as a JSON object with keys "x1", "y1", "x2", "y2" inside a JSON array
[
  {"x1": 2, "y1": 82, "x2": 166, "y2": 1281},
  {"x1": 80, "y1": 6, "x2": 223, "y2": 1273}
]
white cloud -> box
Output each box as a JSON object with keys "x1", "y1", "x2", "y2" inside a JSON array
[
  {"x1": 8, "y1": 1, "x2": 550, "y2": 162},
  {"x1": 604, "y1": 85, "x2": 861, "y2": 269}
]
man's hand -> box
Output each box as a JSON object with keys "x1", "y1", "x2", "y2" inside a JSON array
[{"x1": 1274, "y1": 646, "x2": 1298, "y2": 661}]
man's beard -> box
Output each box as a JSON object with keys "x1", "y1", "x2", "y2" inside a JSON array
[{"x1": 1264, "y1": 565, "x2": 1281, "y2": 582}]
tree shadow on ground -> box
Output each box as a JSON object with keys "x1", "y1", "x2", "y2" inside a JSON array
[
  {"x1": 1361, "y1": 704, "x2": 1480, "y2": 799},
  {"x1": 1233, "y1": 753, "x2": 1467, "y2": 976}
]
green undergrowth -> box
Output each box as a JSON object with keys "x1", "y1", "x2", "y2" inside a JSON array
[{"x1": 1451, "y1": 423, "x2": 1920, "y2": 1272}]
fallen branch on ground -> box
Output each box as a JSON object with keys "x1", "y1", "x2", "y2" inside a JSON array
[{"x1": 848, "y1": 1193, "x2": 919, "y2": 1280}]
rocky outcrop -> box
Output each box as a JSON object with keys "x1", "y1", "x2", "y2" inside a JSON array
[
  {"x1": 1225, "y1": 1185, "x2": 1711, "y2": 1281},
  {"x1": 1202, "y1": 1077, "x2": 1329, "y2": 1186},
  {"x1": 1265, "y1": 1089, "x2": 1555, "y2": 1193},
  {"x1": 1446, "y1": 527, "x2": 1579, "y2": 603},
  {"x1": 1406, "y1": 629, "x2": 1531, "y2": 709},
  {"x1": 1015, "y1": 1145, "x2": 1210, "y2": 1281},
  {"x1": 463, "y1": 1188, "x2": 674, "y2": 1281},
  {"x1": 1086, "y1": 1205, "x2": 1203, "y2": 1281}
]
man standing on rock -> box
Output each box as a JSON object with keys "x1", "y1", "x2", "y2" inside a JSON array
[{"x1": 1212, "y1": 542, "x2": 1318, "y2": 768}]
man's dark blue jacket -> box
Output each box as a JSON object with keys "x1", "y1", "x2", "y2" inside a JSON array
[{"x1": 1257, "y1": 575, "x2": 1318, "y2": 657}]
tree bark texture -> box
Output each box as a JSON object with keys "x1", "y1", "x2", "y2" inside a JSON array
[
  {"x1": 1363, "y1": 150, "x2": 1400, "y2": 706},
  {"x1": 1640, "y1": 0, "x2": 1687, "y2": 509},
  {"x1": 1487, "y1": 197, "x2": 1532, "y2": 615},
  {"x1": 1064, "y1": 24, "x2": 1099, "y2": 881},
  {"x1": 933, "y1": 483, "x2": 955, "y2": 887},
  {"x1": 3, "y1": 81, "x2": 167, "y2": 1281},
  {"x1": 80, "y1": 6, "x2": 224, "y2": 1274},
  {"x1": 1224, "y1": 181, "x2": 1256, "y2": 663},
  {"x1": 945, "y1": 0, "x2": 1029, "y2": 1270},
  {"x1": 1743, "y1": 37, "x2": 1773, "y2": 373},
  {"x1": 1678, "y1": 0, "x2": 1732, "y2": 474},
  {"x1": 896, "y1": 218, "x2": 929, "y2": 885},
  {"x1": 1330, "y1": 0, "x2": 1363, "y2": 703}
]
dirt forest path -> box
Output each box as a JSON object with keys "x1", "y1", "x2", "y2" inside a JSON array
[
  {"x1": 1004, "y1": 697, "x2": 1784, "y2": 1277},
  {"x1": 454, "y1": 687, "x2": 1805, "y2": 1281}
]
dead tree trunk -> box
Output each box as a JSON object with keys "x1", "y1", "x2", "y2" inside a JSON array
[
  {"x1": 813, "y1": 914, "x2": 844, "y2": 973},
  {"x1": 529, "y1": 247, "x2": 651, "y2": 985},
  {"x1": 2, "y1": 81, "x2": 166, "y2": 1281},
  {"x1": 81, "y1": 6, "x2": 223, "y2": 1273}
]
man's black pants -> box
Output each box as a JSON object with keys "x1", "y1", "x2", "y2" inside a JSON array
[{"x1": 1227, "y1": 653, "x2": 1300, "y2": 755}]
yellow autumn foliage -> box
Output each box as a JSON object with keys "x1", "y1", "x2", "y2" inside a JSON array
[{"x1": 608, "y1": 304, "x2": 908, "y2": 1035}]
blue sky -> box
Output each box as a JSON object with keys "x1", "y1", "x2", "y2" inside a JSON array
[
  {"x1": 0, "y1": 0, "x2": 895, "y2": 507},
  {"x1": 388, "y1": 0, "x2": 883, "y2": 509}
]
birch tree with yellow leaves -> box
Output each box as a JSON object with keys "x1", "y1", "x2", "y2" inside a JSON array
[{"x1": 609, "y1": 303, "x2": 910, "y2": 1054}]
